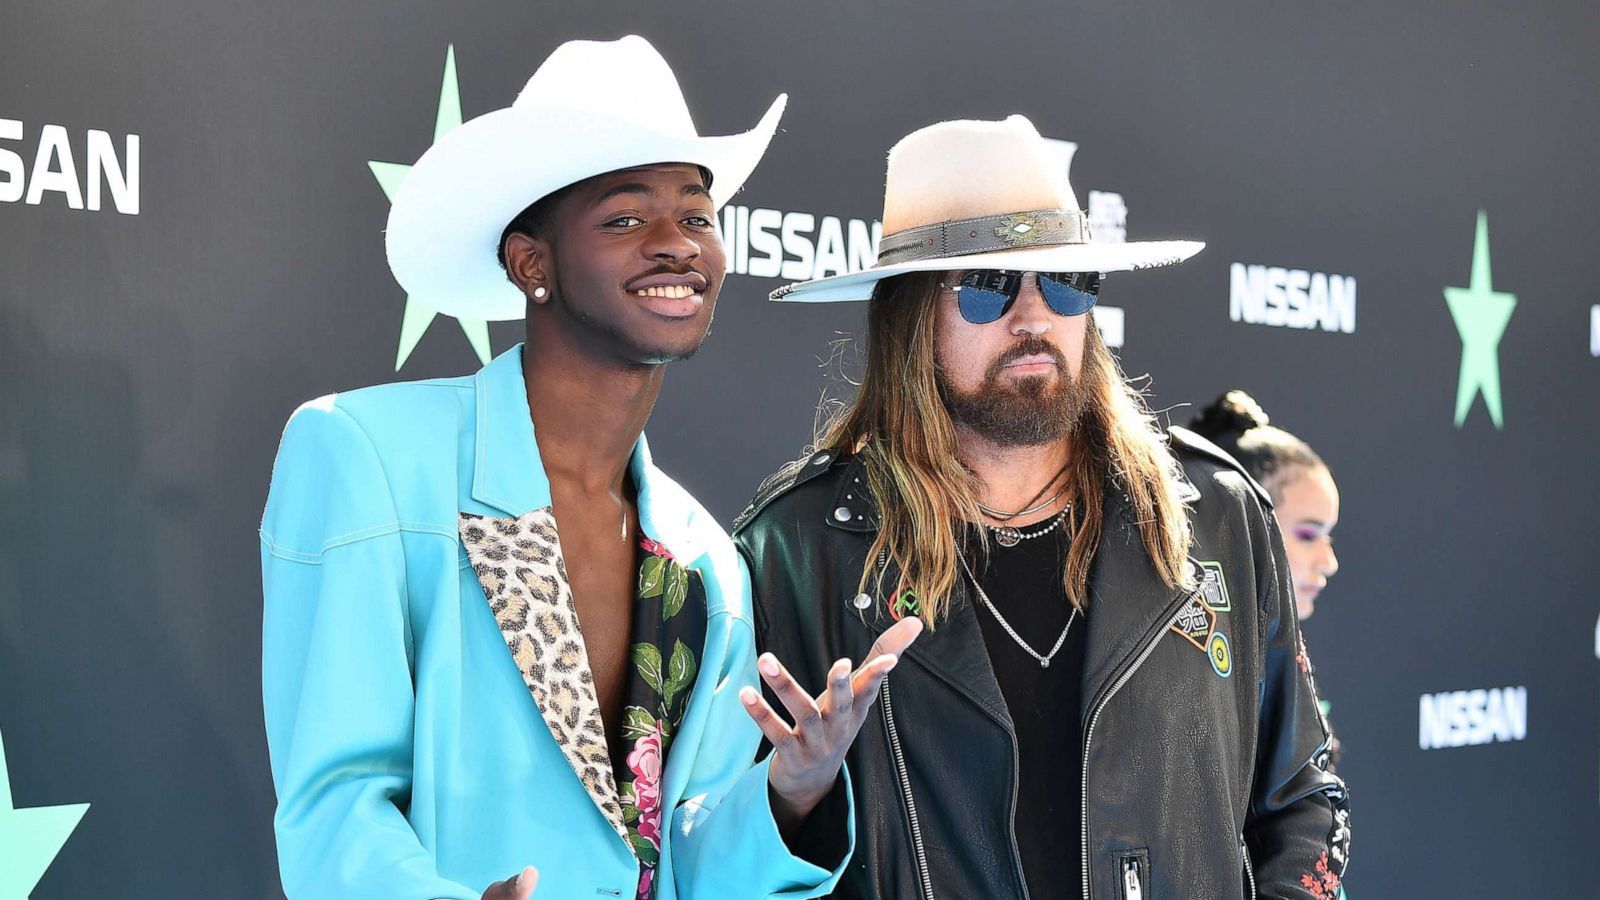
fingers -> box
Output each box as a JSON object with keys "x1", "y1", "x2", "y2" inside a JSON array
[
  {"x1": 850, "y1": 616, "x2": 921, "y2": 698},
  {"x1": 848, "y1": 652, "x2": 898, "y2": 702},
  {"x1": 482, "y1": 867, "x2": 539, "y2": 900},
  {"x1": 869, "y1": 616, "x2": 924, "y2": 659},
  {"x1": 823, "y1": 657, "x2": 854, "y2": 722},
  {"x1": 740, "y1": 685, "x2": 799, "y2": 748},
  {"x1": 757, "y1": 652, "x2": 824, "y2": 730},
  {"x1": 756, "y1": 622, "x2": 923, "y2": 755},
  {"x1": 515, "y1": 866, "x2": 539, "y2": 898}
]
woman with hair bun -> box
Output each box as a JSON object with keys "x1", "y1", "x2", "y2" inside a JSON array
[
  {"x1": 1189, "y1": 389, "x2": 1346, "y2": 793},
  {"x1": 1189, "y1": 390, "x2": 1340, "y2": 621}
]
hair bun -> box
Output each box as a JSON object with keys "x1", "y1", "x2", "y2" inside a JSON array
[{"x1": 1189, "y1": 389, "x2": 1271, "y2": 440}]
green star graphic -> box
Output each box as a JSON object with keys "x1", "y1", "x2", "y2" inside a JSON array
[
  {"x1": 0, "y1": 724, "x2": 89, "y2": 897},
  {"x1": 369, "y1": 45, "x2": 492, "y2": 371},
  {"x1": 1444, "y1": 210, "x2": 1517, "y2": 429}
]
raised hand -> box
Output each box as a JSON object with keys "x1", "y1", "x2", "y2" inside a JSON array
[
  {"x1": 481, "y1": 866, "x2": 539, "y2": 899},
  {"x1": 740, "y1": 616, "x2": 924, "y2": 830}
]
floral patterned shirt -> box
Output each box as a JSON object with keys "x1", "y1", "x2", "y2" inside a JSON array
[{"x1": 614, "y1": 535, "x2": 709, "y2": 900}]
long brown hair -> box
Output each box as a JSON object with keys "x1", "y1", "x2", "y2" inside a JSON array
[{"x1": 820, "y1": 271, "x2": 1194, "y2": 627}]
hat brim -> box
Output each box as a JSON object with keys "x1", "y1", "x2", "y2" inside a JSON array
[
  {"x1": 386, "y1": 95, "x2": 786, "y2": 321},
  {"x1": 771, "y1": 239, "x2": 1204, "y2": 303}
]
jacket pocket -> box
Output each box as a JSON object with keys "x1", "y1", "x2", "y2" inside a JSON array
[{"x1": 1117, "y1": 848, "x2": 1150, "y2": 900}]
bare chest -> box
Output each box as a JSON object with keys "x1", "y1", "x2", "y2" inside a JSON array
[{"x1": 552, "y1": 497, "x2": 640, "y2": 739}]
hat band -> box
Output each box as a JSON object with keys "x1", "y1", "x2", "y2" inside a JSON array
[{"x1": 875, "y1": 207, "x2": 1091, "y2": 265}]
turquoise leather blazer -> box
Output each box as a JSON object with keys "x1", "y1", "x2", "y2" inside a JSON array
[{"x1": 260, "y1": 345, "x2": 851, "y2": 899}]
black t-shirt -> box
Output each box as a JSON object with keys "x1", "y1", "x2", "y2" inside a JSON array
[{"x1": 967, "y1": 524, "x2": 1086, "y2": 900}]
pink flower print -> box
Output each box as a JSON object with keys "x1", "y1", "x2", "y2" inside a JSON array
[
  {"x1": 639, "y1": 536, "x2": 674, "y2": 560},
  {"x1": 629, "y1": 725, "x2": 665, "y2": 850},
  {"x1": 1300, "y1": 851, "x2": 1342, "y2": 898},
  {"x1": 635, "y1": 866, "x2": 654, "y2": 900}
]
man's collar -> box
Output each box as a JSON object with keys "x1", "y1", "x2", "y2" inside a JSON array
[
  {"x1": 471, "y1": 343, "x2": 550, "y2": 516},
  {"x1": 823, "y1": 443, "x2": 1200, "y2": 534},
  {"x1": 470, "y1": 343, "x2": 706, "y2": 561}
]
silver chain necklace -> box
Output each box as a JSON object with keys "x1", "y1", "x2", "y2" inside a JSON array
[
  {"x1": 958, "y1": 548, "x2": 1078, "y2": 669},
  {"x1": 987, "y1": 506, "x2": 1069, "y2": 548},
  {"x1": 978, "y1": 483, "x2": 1069, "y2": 523}
]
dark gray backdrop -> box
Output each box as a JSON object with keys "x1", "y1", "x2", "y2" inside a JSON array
[{"x1": 3, "y1": 1, "x2": 1598, "y2": 896}]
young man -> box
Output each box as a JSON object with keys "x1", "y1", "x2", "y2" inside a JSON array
[
  {"x1": 737, "y1": 116, "x2": 1350, "y2": 899},
  {"x1": 260, "y1": 37, "x2": 918, "y2": 900}
]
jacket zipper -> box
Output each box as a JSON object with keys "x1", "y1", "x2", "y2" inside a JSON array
[
  {"x1": 1121, "y1": 858, "x2": 1143, "y2": 900},
  {"x1": 1082, "y1": 589, "x2": 1197, "y2": 900},
  {"x1": 872, "y1": 549, "x2": 1026, "y2": 899},
  {"x1": 1241, "y1": 835, "x2": 1258, "y2": 900},
  {"x1": 881, "y1": 676, "x2": 936, "y2": 900}
]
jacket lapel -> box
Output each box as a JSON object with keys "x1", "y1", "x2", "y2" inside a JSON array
[
  {"x1": 829, "y1": 458, "x2": 1203, "y2": 730},
  {"x1": 460, "y1": 509, "x2": 631, "y2": 847},
  {"x1": 1079, "y1": 482, "x2": 1202, "y2": 714},
  {"x1": 469, "y1": 345, "x2": 552, "y2": 516},
  {"x1": 629, "y1": 435, "x2": 708, "y2": 567},
  {"x1": 828, "y1": 458, "x2": 1014, "y2": 729},
  {"x1": 461, "y1": 345, "x2": 631, "y2": 849}
]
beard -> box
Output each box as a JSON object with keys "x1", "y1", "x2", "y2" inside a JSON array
[{"x1": 937, "y1": 334, "x2": 1094, "y2": 446}]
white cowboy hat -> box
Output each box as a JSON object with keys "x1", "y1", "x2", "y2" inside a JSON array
[
  {"x1": 386, "y1": 35, "x2": 786, "y2": 321},
  {"x1": 771, "y1": 115, "x2": 1202, "y2": 303}
]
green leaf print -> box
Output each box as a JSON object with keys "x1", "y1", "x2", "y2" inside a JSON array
[
  {"x1": 630, "y1": 832, "x2": 660, "y2": 866},
  {"x1": 621, "y1": 705, "x2": 656, "y2": 740},
  {"x1": 661, "y1": 639, "x2": 698, "y2": 710},
  {"x1": 631, "y1": 644, "x2": 664, "y2": 695},
  {"x1": 663, "y1": 566, "x2": 689, "y2": 618},
  {"x1": 639, "y1": 555, "x2": 667, "y2": 599}
]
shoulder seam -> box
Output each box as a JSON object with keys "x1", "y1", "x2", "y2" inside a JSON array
[
  {"x1": 1168, "y1": 425, "x2": 1273, "y2": 508},
  {"x1": 259, "y1": 520, "x2": 459, "y2": 564},
  {"x1": 731, "y1": 449, "x2": 843, "y2": 534}
]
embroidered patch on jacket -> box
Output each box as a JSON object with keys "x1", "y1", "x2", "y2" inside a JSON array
[
  {"x1": 459, "y1": 509, "x2": 628, "y2": 845},
  {"x1": 1208, "y1": 631, "x2": 1233, "y2": 678},
  {"x1": 1300, "y1": 849, "x2": 1343, "y2": 898},
  {"x1": 1329, "y1": 807, "x2": 1351, "y2": 871},
  {"x1": 1171, "y1": 595, "x2": 1217, "y2": 650},
  {"x1": 889, "y1": 585, "x2": 921, "y2": 622},
  {"x1": 1196, "y1": 560, "x2": 1231, "y2": 612}
]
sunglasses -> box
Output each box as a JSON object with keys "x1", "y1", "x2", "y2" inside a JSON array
[{"x1": 942, "y1": 270, "x2": 1102, "y2": 324}]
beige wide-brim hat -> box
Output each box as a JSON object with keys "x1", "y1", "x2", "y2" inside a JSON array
[
  {"x1": 386, "y1": 35, "x2": 786, "y2": 321},
  {"x1": 771, "y1": 115, "x2": 1202, "y2": 304}
]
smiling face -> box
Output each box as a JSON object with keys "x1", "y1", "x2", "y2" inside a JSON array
[
  {"x1": 503, "y1": 163, "x2": 726, "y2": 365},
  {"x1": 1273, "y1": 463, "x2": 1341, "y2": 620},
  {"x1": 932, "y1": 270, "x2": 1094, "y2": 445}
]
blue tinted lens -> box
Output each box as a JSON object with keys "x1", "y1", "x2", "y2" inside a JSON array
[
  {"x1": 955, "y1": 286, "x2": 1012, "y2": 324},
  {"x1": 1038, "y1": 274, "x2": 1099, "y2": 317}
]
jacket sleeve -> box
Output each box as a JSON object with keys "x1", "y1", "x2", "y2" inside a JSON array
[
  {"x1": 259, "y1": 401, "x2": 479, "y2": 900},
  {"x1": 1243, "y1": 499, "x2": 1352, "y2": 898},
  {"x1": 668, "y1": 554, "x2": 855, "y2": 899}
]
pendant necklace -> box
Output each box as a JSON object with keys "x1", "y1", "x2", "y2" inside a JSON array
[
  {"x1": 958, "y1": 548, "x2": 1078, "y2": 669},
  {"x1": 987, "y1": 505, "x2": 1070, "y2": 548}
]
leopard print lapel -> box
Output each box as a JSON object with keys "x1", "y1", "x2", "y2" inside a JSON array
[{"x1": 459, "y1": 509, "x2": 630, "y2": 848}]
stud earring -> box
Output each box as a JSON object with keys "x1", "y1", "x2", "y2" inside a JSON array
[{"x1": 533, "y1": 286, "x2": 548, "y2": 299}]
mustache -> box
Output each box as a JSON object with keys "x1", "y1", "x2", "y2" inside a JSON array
[
  {"x1": 986, "y1": 336, "x2": 1068, "y2": 381},
  {"x1": 625, "y1": 263, "x2": 713, "y2": 291}
]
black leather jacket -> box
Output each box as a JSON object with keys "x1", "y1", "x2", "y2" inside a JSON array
[{"x1": 734, "y1": 428, "x2": 1350, "y2": 900}]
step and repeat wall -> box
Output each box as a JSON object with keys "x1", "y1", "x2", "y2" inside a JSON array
[{"x1": 3, "y1": 1, "x2": 1597, "y2": 896}]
